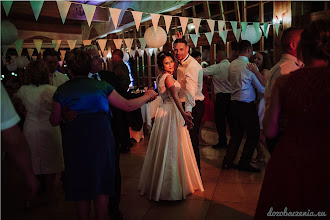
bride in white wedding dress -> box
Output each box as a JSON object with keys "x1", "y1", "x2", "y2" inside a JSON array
[{"x1": 138, "y1": 51, "x2": 204, "y2": 201}]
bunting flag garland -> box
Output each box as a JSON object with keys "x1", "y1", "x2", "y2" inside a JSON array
[
  {"x1": 153, "y1": 48, "x2": 158, "y2": 55},
  {"x1": 32, "y1": 56, "x2": 37, "y2": 61},
  {"x1": 83, "y1": 40, "x2": 92, "y2": 46},
  {"x1": 59, "y1": 50, "x2": 66, "y2": 61},
  {"x1": 241, "y1": 22, "x2": 248, "y2": 36},
  {"x1": 17, "y1": 48, "x2": 23, "y2": 57},
  {"x1": 56, "y1": 0, "x2": 71, "y2": 24},
  {"x1": 163, "y1": 15, "x2": 173, "y2": 34},
  {"x1": 131, "y1": 11, "x2": 143, "y2": 31},
  {"x1": 102, "y1": 50, "x2": 108, "y2": 59},
  {"x1": 113, "y1": 39, "x2": 123, "y2": 49},
  {"x1": 82, "y1": 4, "x2": 96, "y2": 26},
  {"x1": 30, "y1": 1, "x2": 44, "y2": 21},
  {"x1": 40, "y1": 49, "x2": 45, "y2": 58},
  {"x1": 27, "y1": 48, "x2": 34, "y2": 58},
  {"x1": 207, "y1": 19, "x2": 215, "y2": 35},
  {"x1": 148, "y1": 48, "x2": 154, "y2": 56},
  {"x1": 15, "y1": 39, "x2": 24, "y2": 56},
  {"x1": 172, "y1": 35, "x2": 176, "y2": 41},
  {"x1": 2, "y1": 46, "x2": 8, "y2": 56},
  {"x1": 218, "y1": 20, "x2": 226, "y2": 36},
  {"x1": 205, "y1": 32, "x2": 213, "y2": 45},
  {"x1": 234, "y1": 28, "x2": 241, "y2": 42},
  {"x1": 55, "y1": 40, "x2": 62, "y2": 51},
  {"x1": 179, "y1": 17, "x2": 189, "y2": 34},
  {"x1": 230, "y1": 21, "x2": 238, "y2": 38},
  {"x1": 138, "y1": 38, "x2": 146, "y2": 49},
  {"x1": 190, "y1": 34, "x2": 199, "y2": 47},
  {"x1": 274, "y1": 23, "x2": 280, "y2": 36},
  {"x1": 220, "y1": 30, "x2": 228, "y2": 44},
  {"x1": 150, "y1": 13, "x2": 161, "y2": 32},
  {"x1": 124, "y1": 38, "x2": 133, "y2": 52},
  {"x1": 253, "y1": 22, "x2": 260, "y2": 36},
  {"x1": 136, "y1": 49, "x2": 144, "y2": 57},
  {"x1": 33, "y1": 39, "x2": 43, "y2": 53},
  {"x1": 159, "y1": 46, "x2": 163, "y2": 52},
  {"x1": 109, "y1": 8, "x2": 122, "y2": 29},
  {"x1": 97, "y1": 39, "x2": 107, "y2": 52},
  {"x1": 2, "y1": 1, "x2": 13, "y2": 17},
  {"x1": 52, "y1": 40, "x2": 57, "y2": 49},
  {"x1": 193, "y1": 18, "x2": 201, "y2": 35},
  {"x1": 261, "y1": 23, "x2": 270, "y2": 38},
  {"x1": 67, "y1": 40, "x2": 77, "y2": 50}
]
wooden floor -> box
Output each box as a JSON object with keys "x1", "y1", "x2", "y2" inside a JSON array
[{"x1": 2, "y1": 121, "x2": 269, "y2": 220}]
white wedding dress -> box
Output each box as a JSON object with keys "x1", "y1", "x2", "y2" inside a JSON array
[{"x1": 138, "y1": 73, "x2": 204, "y2": 201}]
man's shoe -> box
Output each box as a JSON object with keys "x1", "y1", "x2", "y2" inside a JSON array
[
  {"x1": 237, "y1": 164, "x2": 261, "y2": 172},
  {"x1": 212, "y1": 142, "x2": 228, "y2": 149},
  {"x1": 221, "y1": 162, "x2": 237, "y2": 170}
]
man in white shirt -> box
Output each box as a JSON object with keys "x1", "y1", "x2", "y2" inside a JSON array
[
  {"x1": 43, "y1": 49, "x2": 69, "y2": 87},
  {"x1": 222, "y1": 40, "x2": 265, "y2": 172},
  {"x1": 264, "y1": 27, "x2": 303, "y2": 154},
  {"x1": 173, "y1": 38, "x2": 204, "y2": 172},
  {"x1": 203, "y1": 51, "x2": 232, "y2": 149}
]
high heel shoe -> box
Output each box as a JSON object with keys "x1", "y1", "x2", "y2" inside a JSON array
[{"x1": 251, "y1": 153, "x2": 265, "y2": 163}]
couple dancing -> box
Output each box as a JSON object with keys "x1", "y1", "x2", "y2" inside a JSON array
[{"x1": 138, "y1": 39, "x2": 205, "y2": 201}]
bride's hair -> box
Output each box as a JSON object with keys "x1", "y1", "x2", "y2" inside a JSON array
[{"x1": 157, "y1": 51, "x2": 175, "y2": 70}]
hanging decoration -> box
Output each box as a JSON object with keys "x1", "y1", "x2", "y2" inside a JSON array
[
  {"x1": 15, "y1": 39, "x2": 24, "y2": 56},
  {"x1": 113, "y1": 39, "x2": 123, "y2": 49},
  {"x1": 207, "y1": 19, "x2": 215, "y2": 35},
  {"x1": 97, "y1": 39, "x2": 107, "y2": 52},
  {"x1": 193, "y1": 18, "x2": 201, "y2": 35},
  {"x1": 144, "y1": 26, "x2": 167, "y2": 48},
  {"x1": 33, "y1": 39, "x2": 43, "y2": 53},
  {"x1": 205, "y1": 32, "x2": 213, "y2": 45},
  {"x1": 109, "y1": 8, "x2": 122, "y2": 29},
  {"x1": 274, "y1": 23, "x2": 280, "y2": 36},
  {"x1": 82, "y1": 4, "x2": 96, "y2": 26},
  {"x1": 150, "y1": 13, "x2": 161, "y2": 32},
  {"x1": 30, "y1": 1, "x2": 44, "y2": 21},
  {"x1": 67, "y1": 40, "x2": 77, "y2": 50},
  {"x1": 163, "y1": 15, "x2": 173, "y2": 34},
  {"x1": 190, "y1": 34, "x2": 199, "y2": 47},
  {"x1": 124, "y1": 38, "x2": 133, "y2": 53},
  {"x1": 179, "y1": 17, "x2": 189, "y2": 34},
  {"x1": 2, "y1": 46, "x2": 8, "y2": 56},
  {"x1": 234, "y1": 29, "x2": 241, "y2": 42},
  {"x1": 131, "y1": 11, "x2": 143, "y2": 31},
  {"x1": 241, "y1": 25, "x2": 262, "y2": 44},
  {"x1": 230, "y1": 21, "x2": 238, "y2": 38},
  {"x1": 1, "y1": 20, "x2": 18, "y2": 46},
  {"x1": 27, "y1": 48, "x2": 34, "y2": 58},
  {"x1": 60, "y1": 50, "x2": 66, "y2": 61},
  {"x1": 241, "y1": 22, "x2": 248, "y2": 36},
  {"x1": 261, "y1": 23, "x2": 270, "y2": 39},
  {"x1": 2, "y1": 1, "x2": 13, "y2": 16},
  {"x1": 83, "y1": 40, "x2": 92, "y2": 46},
  {"x1": 56, "y1": 1, "x2": 71, "y2": 24},
  {"x1": 220, "y1": 30, "x2": 228, "y2": 44}
]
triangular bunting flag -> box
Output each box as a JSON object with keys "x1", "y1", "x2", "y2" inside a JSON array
[
  {"x1": 97, "y1": 39, "x2": 107, "y2": 52},
  {"x1": 207, "y1": 19, "x2": 215, "y2": 35},
  {"x1": 138, "y1": 38, "x2": 146, "y2": 49},
  {"x1": 241, "y1": 22, "x2": 248, "y2": 36},
  {"x1": 82, "y1": 4, "x2": 96, "y2": 27},
  {"x1": 2, "y1": 46, "x2": 8, "y2": 56},
  {"x1": 220, "y1": 30, "x2": 228, "y2": 44},
  {"x1": 130, "y1": 50, "x2": 136, "y2": 58},
  {"x1": 113, "y1": 39, "x2": 123, "y2": 49},
  {"x1": 205, "y1": 32, "x2": 213, "y2": 45},
  {"x1": 179, "y1": 17, "x2": 189, "y2": 34},
  {"x1": 109, "y1": 8, "x2": 122, "y2": 29},
  {"x1": 83, "y1": 40, "x2": 92, "y2": 46},
  {"x1": 56, "y1": 0, "x2": 71, "y2": 24},
  {"x1": 33, "y1": 39, "x2": 43, "y2": 53},
  {"x1": 150, "y1": 13, "x2": 161, "y2": 32},
  {"x1": 52, "y1": 40, "x2": 57, "y2": 49},
  {"x1": 274, "y1": 23, "x2": 280, "y2": 36},
  {"x1": 230, "y1": 21, "x2": 238, "y2": 38},
  {"x1": 159, "y1": 46, "x2": 163, "y2": 52},
  {"x1": 218, "y1": 20, "x2": 225, "y2": 32},
  {"x1": 261, "y1": 23, "x2": 270, "y2": 38},
  {"x1": 40, "y1": 49, "x2": 45, "y2": 58},
  {"x1": 30, "y1": 1, "x2": 44, "y2": 21},
  {"x1": 163, "y1": 15, "x2": 173, "y2": 34},
  {"x1": 17, "y1": 48, "x2": 23, "y2": 57},
  {"x1": 253, "y1": 22, "x2": 260, "y2": 36},
  {"x1": 131, "y1": 11, "x2": 143, "y2": 31},
  {"x1": 148, "y1": 48, "x2": 154, "y2": 56},
  {"x1": 124, "y1": 38, "x2": 133, "y2": 52},
  {"x1": 2, "y1": 1, "x2": 13, "y2": 16},
  {"x1": 32, "y1": 56, "x2": 37, "y2": 61},
  {"x1": 55, "y1": 40, "x2": 61, "y2": 52},
  {"x1": 60, "y1": 50, "x2": 66, "y2": 61},
  {"x1": 102, "y1": 50, "x2": 108, "y2": 59},
  {"x1": 234, "y1": 29, "x2": 241, "y2": 42},
  {"x1": 193, "y1": 18, "x2": 201, "y2": 35},
  {"x1": 67, "y1": 40, "x2": 77, "y2": 51},
  {"x1": 15, "y1": 39, "x2": 24, "y2": 55},
  {"x1": 190, "y1": 34, "x2": 199, "y2": 47},
  {"x1": 27, "y1": 48, "x2": 34, "y2": 58},
  {"x1": 172, "y1": 35, "x2": 176, "y2": 41},
  {"x1": 98, "y1": 50, "x2": 102, "y2": 56},
  {"x1": 144, "y1": 49, "x2": 149, "y2": 56},
  {"x1": 136, "y1": 49, "x2": 144, "y2": 57},
  {"x1": 153, "y1": 48, "x2": 158, "y2": 55}
]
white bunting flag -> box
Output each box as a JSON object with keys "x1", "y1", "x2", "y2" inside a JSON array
[
  {"x1": 150, "y1": 13, "x2": 161, "y2": 32},
  {"x1": 179, "y1": 17, "x2": 189, "y2": 34},
  {"x1": 153, "y1": 48, "x2": 158, "y2": 55},
  {"x1": 205, "y1": 32, "x2": 213, "y2": 45},
  {"x1": 138, "y1": 38, "x2": 146, "y2": 49},
  {"x1": 148, "y1": 48, "x2": 154, "y2": 56},
  {"x1": 190, "y1": 34, "x2": 199, "y2": 47},
  {"x1": 2, "y1": 1, "x2": 13, "y2": 17},
  {"x1": 172, "y1": 35, "x2": 176, "y2": 41},
  {"x1": 102, "y1": 50, "x2": 108, "y2": 59},
  {"x1": 82, "y1": 4, "x2": 96, "y2": 27},
  {"x1": 192, "y1": 18, "x2": 201, "y2": 35},
  {"x1": 207, "y1": 19, "x2": 215, "y2": 35},
  {"x1": 33, "y1": 39, "x2": 43, "y2": 53},
  {"x1": 159, "y1": 46, "x2": 163, "y2": 52},
  {"x1": 83, "y1": 40, "x2": 92, "y2": 46},
  {"x1": 113, "y1": 39, "x2": 123, "y2": 49},
  {"x1": 56, "y1": 1, "x2": 71, "y2": 24},
  {"x1": 109, "y1": 8, "x2": 122, "y2": 29},
  {"x1": 27, "y1": 48, "x2": 34, "y2": 58},
  {"x1": 40, "y1": 49, "x2": 45, "y2": 58},
  {"x1": 52, "y1": 40, "x2": 57, "y2": 50},
  {"x1": 230, "y1": 21, "x2": 238, "y2": 38},
  {"x1": 30, "y1": 1, "x2": 44, "y2": 21},
  {"x1": 67, "y1": 40, "x2": 77, "y2": 51},
  {"x1": 55, "y1": 40, "x2": 61, "y2": 52},
  {"x1": 234, "y1": 29, "x2": 241, "y2": 42},
  {"x1": 124, "y1": 38, "x2": 133, "y2": 52},
  {"x1": 163, "y1": 15, "x2": 173, "y2": 34},
  {"x1": 220, "y1": 30, "x2": 228, "y2": 44},
  {"x1": 97, "y1": 39, "x2": 107, "y2": 52},
  {"x1": 136, "y1": 49, "x2": 144, "y2": 57},
  {"x1": 130, "y1": 50, "x2": 136, "y2": 58},
  {"x1": 131, "y1": 11, "x2": 143, "y2": 31},
  {"x1": 218, "y1": 20, "x2": 225, "y2": 33}
]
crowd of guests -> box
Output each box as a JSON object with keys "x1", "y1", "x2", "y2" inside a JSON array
[{"x1": 1, "y1": 19, "x2": 329, "y2": 219}]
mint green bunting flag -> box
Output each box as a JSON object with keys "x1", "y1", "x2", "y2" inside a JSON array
[
  {"x1": 262, "y1": 23, "x2": 270, "y2": 38},
  {"x1": 274, "y1": 23, "x2": 280, "y2": 36},
  {"x1": 241, "y1": 22, "x2": 248, "y2": 37},
  {"x1": 15, "y1": 39, "x2": 24, "y2": 55},
  {"x1": 190, "y1": 34, "x2": 199, "y2": 47},
  {"x1": 230, "y1": 21, "x2": 238, "y2": 37},
  {"x1": 220, "y1": 30, "x2": 228, "y2": 44},
  {"x1": 30, "y1": 1, "x2": 44, "y2": 21},
  {"x1": 253, "y1": 22, "x2": 260, "y2": 36},
  {"x1": 205, "y1": 32, "x2": 213, "y2": 45},
  {"x1": 2, "y1": 1, "x2": 13, "y2": 16}
]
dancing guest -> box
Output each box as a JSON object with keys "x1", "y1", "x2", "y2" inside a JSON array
[
  {"x1": 247, "y1": 52, "x2": 272, "y2": 162},
  {"x1": 49, "y1": 49, "x2": 157, "y2": 220},
  {"x1": 138, "y1": 51, "x2": 204, "y2": 201},
  {"x1": 173, "y1": 37, "x2": 205, "y2": 172},
  {"x1": 254, "y1": 19, "x2": 330, "y2": 219},
  {"x1": 15, "y1": 60, "x2": 64, "y2": 204}
]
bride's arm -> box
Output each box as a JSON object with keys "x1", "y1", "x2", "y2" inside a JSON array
[{"x1": 165, "y1": 75, "x2": 193, "y2": 129}]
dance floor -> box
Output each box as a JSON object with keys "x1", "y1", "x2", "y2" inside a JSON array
[{"x1": 2, "y1": 121, "x2": 268, "y2": 220}]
